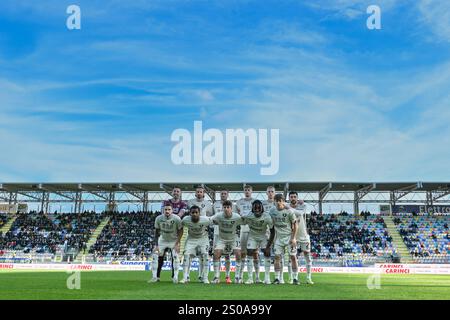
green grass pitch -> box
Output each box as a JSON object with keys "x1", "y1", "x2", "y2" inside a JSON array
[{"x1": 0, "y1": 271, "x2": 449, "y2": 300}]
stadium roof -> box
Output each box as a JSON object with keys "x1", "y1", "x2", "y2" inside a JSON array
[{"x1": 1, "y1": 182, "x2": 450, "y2": 192}]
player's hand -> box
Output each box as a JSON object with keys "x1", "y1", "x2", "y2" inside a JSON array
[
  {"x1": 290, "y1": 239, "x2": 297, "y2": 247},
  {"x1": 154, "y1": 246, "x2": 160, "y2": 255}
]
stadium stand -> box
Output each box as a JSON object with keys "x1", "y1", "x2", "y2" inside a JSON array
[
  {"x1": 0, "y1": 211, "x2": 103, "y2": 256},
  {"x1": 2, "y1": 209, "x2": 449, "y2": 266},
  {"x1": 0, "y1": 213, "x2": 7, "y2": 230},
  {"x1": 394, "y1": 214, "x2": 449, "y2": 263},
  {"x1": 307, "y1": 212, "x2": 397, "y2": 265},
  {"x1": 89, "y1": 211, "x2": 157, "y2": 261}
]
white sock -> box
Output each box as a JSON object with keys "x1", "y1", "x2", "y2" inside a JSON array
[
  {"x1": 235, "y1": 260, "x2": 241, "y2": 280},
  {"x1": 152, "y1": 253, "x2": 159, "y2": 279},
  {"x1": 264, "y1": 257, "x2": 271, "y2": 281},
  {"x1": 305, "y1": 253, "x2": 312, "y2": 279},
  {"x1": 275, "y1": 270, "x2": 281, "y2": 280},
  {"x1": 183, "y1": 255, "x2": 191, "y2": 280},
  {"x1": 280, "y1": 256, "x2": 284, "y2": 280},
  {"x1": 254, "y1": 258, "x2": 260, "y2": 280},
  {"x1": 225, "y1": 258, "x2": 231, "y2": 277},
  {"x1": 202, "y1": 254, "x2": 209, "y2": 281},
  {"x1": 247, "y1": 258, "x2": 254, "y2": 281},
  {"x1": 214, "y1": 261, "x2": 220, "y2": 279},
  {"x1": 173, "y1": 254, "x2": 180, "y2": 280},
  {"x1": 287, "y1": 258, "x2": 293, "y2": 280},
  {"x1": 198, "y1": 257, "x2": 203, "y2": 279},
  {"x1": 240, "y1": 257, "x2": 245, "y2": 279}
]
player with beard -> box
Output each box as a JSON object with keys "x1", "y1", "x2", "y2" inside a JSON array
[
  {"x1": 289, "y1": 191, "x2": 314, "y2": 284},
  {"x1": 161, "y1": 186, "x2": 187, "y2": 217},
  {"x1": 150, "y1": 203, "x2": 183, "y2": 283}
]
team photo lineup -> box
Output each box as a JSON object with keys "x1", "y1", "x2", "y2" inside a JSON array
[
  {"x1": 1, "y1": 1, "x2": 450, "y2": 307},
  {"x1": 152, "y1": 184, "x2": 313, "y2": 285}
]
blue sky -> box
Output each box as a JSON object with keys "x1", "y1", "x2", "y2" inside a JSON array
[{"x1": 0, "y1": 0, "x2": 449, "y2": 182}]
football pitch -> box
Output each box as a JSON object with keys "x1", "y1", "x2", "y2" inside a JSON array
[{"x1": 0, "y1": 271, "x2": 449, "y2": 300}]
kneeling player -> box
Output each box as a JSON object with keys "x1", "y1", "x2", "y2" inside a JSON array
[
  {"x1": 211, "y1": 200, "x2": 244, "y2": 284},
  {"x1": 243, "y1": 200, "x2": 274, "y2": 284},
  {"x1": 179, "y1": 206, "x2": 212, "y2": 284},
  {"x1": 266, "y1": 194, "x2": 300, "y2": 285},
  {"x1": 150, "y1": 203, "x2": 183, "y2": 283}
]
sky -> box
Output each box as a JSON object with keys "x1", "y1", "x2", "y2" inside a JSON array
[{"x1": 0, "y1": 0, "x2": 449, "y2": 183}]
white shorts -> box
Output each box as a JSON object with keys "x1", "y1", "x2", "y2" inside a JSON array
[
  {"x1": 274, "y1": 237, "x2": 297, "y2": 256},
  {"x1": 247, "y1": 236, "x2": 268, "y2": 251},
  {"x1": 240, "y1": 231, "x2": 249, "y2": 254},
  {"x1": 157, "y1": 239, "x2": 177, "y2": 257},
  {"x1": 215, "y1": 238, "x2": 240, "y2": 254},
  {"x1": 297, "y1": 240, "x2": 311, "y2": 253},
  {"x1": 184, "y1": 237, "x2": 210, "y2": 256}
]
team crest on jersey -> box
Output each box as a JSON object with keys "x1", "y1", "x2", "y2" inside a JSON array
[{"x1": 283, "y1": 213, "x2": 287, "y2": 217}]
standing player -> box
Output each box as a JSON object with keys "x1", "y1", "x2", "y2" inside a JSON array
[
  {"x1": 213, "y1": 189, "x2": 235, "y2": 284},
  {"x1": 186, "y1": 185, "x2": 213, "y2": 281},
  {"x1": 266, "y1": 194, "x2": 300, "y2": 285},
  {"x1": 211, "y1": 200, "x2": 244, "y2": 284},
  {"x1": 150, "y1": 203, "x2": 183, "y2": 283},
  {"x1": 236, "y1": 185, "x2": 255, "y2": 282},
  {"x1": 261, "y1": 186, "x2": 277, "y2": 283},
  {"x1": 179, "y1": 206, "x2": 212, "y2": 284},
  {"x1": 162, "y1": 186, "x2": 187, "y2": 218},
  {"x1": 243, "y1": 200, "x2": 273, "y2": 284},
  {"x1": 187, "y1": 185, "x2": 213, "y2": 217},
  {"x1": 289, "y1": 191, "x2": 314, "y2": 284}
]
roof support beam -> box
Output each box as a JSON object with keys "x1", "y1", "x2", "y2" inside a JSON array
[{"x1": 392, "y1": 182, "x2": 422, "y2": 203}]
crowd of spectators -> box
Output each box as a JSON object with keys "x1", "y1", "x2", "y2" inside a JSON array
[
  {"x1": 90, "y1": 211, "x2": 158, "y2": 260},
  {"x1": 308, "y1": 212, "x2": 394, "y2": 259},
  {"x1": 394, "y1": 216, "x2": 449, "y2": 260},
  {"x1": 0, "y1": 211, "x2": 102, "y2": 254}
]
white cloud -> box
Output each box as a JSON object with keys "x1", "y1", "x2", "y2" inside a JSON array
[{"x1": 417, "y1": 0, "x2": 450, "y2": 42}]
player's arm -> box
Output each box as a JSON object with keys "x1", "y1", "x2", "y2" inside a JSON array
[
  {"x1": 178, "y1": 204, "x2": 186, "y2": 218},
  {"x1": 176, "y1": 220, "x2": 185, "y2": 245},
  {"x1": 265, "y1": 226, "x2": 275, "y2": 256},
  {"x1": 211, "y1": 214, "x2": 218, "y2": 225},
  {"x1": 290, "y1": 215, "x2": 298, "y2": 247}
]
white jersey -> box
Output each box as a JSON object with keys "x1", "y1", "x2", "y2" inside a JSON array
[
  {"x1": 213, "y1": 201, "x2": 235, "y2": 236},
  {"x1": 154, "y1": 214, "x2": 182, "y2": 242},
  {"x1": 236, "y1": 197, "x2": 255, "y2": 232},
  {"x1": 181, "y1": 216, "x2": 212, "y2": 240},
  {"x1": 262, "y1": 200, "x2": 275, "y2": 213},
  {"x1": 268, "y1": 206, "x2": 297, "y2": 241},
  {"x1": 211, "y1": 212, "x2": 243, "y2": 241},
  {"x1": 243, "y1": 212, "x2": 273, "y2": 241},
  {"x1": 289, "y1": 203, "x2": 310, "y2": 242},
  {"x1": 187, "y1": 198, "x2": 213, "y2": 217}
]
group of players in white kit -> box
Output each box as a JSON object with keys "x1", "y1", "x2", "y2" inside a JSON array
[{"x1": 150, "y1": 185, "x2": 314, "y2": 285}]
